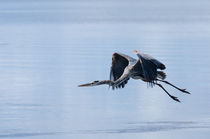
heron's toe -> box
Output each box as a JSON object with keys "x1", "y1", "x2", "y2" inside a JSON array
[
  {"x1": 171, "y1": 96, "x2": 181, "y2": 102},
  {"x1": 181, "y1": 89, "x2": 190, "y2": 94}
]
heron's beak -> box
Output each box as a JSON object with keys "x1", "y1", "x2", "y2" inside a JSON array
[
  {"x1": 78, "y1": 81, "x2": 100, "y2": 87},
  {"x1": 78, "y1": 82, "x2": 93, "y2": 87},
  {"x1": 133, "y1": 50, "x2": 139, "y2": 54}
]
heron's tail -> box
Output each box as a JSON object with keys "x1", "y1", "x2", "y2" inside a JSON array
[{"x1": 157, "y1": 71, "x2": 166, "y2": 80}]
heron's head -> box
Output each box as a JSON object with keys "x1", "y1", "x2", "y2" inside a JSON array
[{"x1": 78, "y1": 80, "x2": 100, "y2": 87}]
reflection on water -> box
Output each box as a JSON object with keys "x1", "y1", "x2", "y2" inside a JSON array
[
  {"x1": 0, "y1": 0, "x2": 210, "y2": 139},
  {"x1": 1, "y1": 121, "x2": 210, "y2": 138},
  {"x1": 77, "y1": 121, "x2": 210, "y2": 134},
  {"x1": 0, "y1": 132, "x2": 57, "y2": 138}
]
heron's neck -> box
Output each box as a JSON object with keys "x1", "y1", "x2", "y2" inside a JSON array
[{"x1": 98, "y1": 80, "x2": 114, "y2": 86}]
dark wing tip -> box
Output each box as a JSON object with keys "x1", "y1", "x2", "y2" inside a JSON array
[
  {"x1": 160, "y1": 64, "x2": 166, "y2": 70},
  {"x1": 157, "y1": 71, "x2": 166, "y2": 80},
  {"x1": 113, "y1": 52, "x2": 119, "y2": 57}
]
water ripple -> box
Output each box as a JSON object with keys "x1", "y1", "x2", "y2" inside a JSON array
[
  {"x1": 1, "y1": 121, "x2": 210, "y2": 138},
  {"x1": 76, "y1": 121, "x2": 210, "y2": 134}
]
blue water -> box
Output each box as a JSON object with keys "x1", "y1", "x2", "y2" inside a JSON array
[{"x1": 0, "y1": 0, "x2": 210, "y2": 138}]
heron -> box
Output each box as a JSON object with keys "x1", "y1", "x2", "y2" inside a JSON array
[{"x1": 78, "y1": 50, "x2": 190, "y2": 102}]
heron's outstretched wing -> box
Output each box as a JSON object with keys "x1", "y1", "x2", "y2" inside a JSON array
[
  {"x1": 110, "y1": 53, "x2": 132, "y2": 81},
  {"x1": 117, "y1": 53, "x2": 137, "y2": 63},
  {"x1": 110, "y1": 53, "x2": 128, "y2": 82},
  {"x1": 110, "y1": 53, "x2": 136, "y2": 89},
  {"x1": 112, "y1": 67, "x2": 131, "y2": 89},
  {"x1": 134, "y1": 50, "x2": 158, "y2": 83},
  {"x1": 134, "y1": 54, "x2": 166, "y2": 80},
  {"x1": 140, "y1": 53, "x2": 166, "y2": 70}
]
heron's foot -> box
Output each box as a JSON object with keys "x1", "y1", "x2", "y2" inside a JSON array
[
  {"x1": 179, "y1": 88, "x2": 190, "y2": 94},
  {"x1": 171, "y1": 95, "x2": 180, "y2": 102}
]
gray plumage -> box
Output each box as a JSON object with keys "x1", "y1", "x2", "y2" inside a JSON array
[{"x1": 78, "y1": 50, "x2": 190, "y2": 102}]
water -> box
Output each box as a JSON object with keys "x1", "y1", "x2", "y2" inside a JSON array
[{"x1": 0, "y1": 0, "x2": 210, "y2": 138}]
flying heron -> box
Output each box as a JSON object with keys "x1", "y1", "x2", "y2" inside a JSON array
[{"x1": 78, "y1": 50, "x2": 190, "y2": 102}]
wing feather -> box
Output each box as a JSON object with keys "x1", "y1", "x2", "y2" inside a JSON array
[
  {"x1": 110, "y1": 53, "x2": 129, "y2": 81},
  {"x1": 110, "y1": 53, "x2": 136, "y2": 89},
  {"x1": 136, "y1": 53, "x2": 158, "y2": 83},
  {"x1": 141, "y1": 53, "x2": 166, "y2": 70}
]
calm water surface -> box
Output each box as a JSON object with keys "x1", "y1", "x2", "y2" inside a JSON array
[{"x1": 0, "y1": 0, "x2": 210, "y2": 138}]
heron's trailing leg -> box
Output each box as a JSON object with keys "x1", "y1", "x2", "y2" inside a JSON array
[
  {"x1": 156, "y1": 79, "x2": 190, "y2": 94},
  {"x1": 154, "y1": 83, "x2": 180, "y2": 102}
]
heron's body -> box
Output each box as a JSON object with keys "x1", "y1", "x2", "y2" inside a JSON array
[{"x1": 79, "y1": 50, "x2": 189, "y2": 102}]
